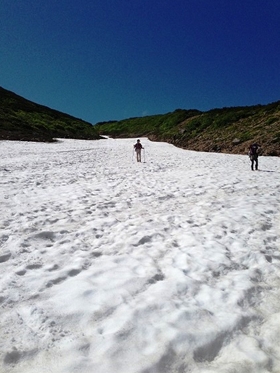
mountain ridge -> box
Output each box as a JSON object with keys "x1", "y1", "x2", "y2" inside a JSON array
[
  {"x1": 95, "y1": 102, "x2": 280, "y2": 156},
  {"x1": 1, "y1": 86, "x2": 279, "y2": 155},
  {"x1": 0, "y1": 86, "x2": 101, "y2": 142}
]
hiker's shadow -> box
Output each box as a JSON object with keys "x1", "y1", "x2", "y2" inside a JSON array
[{"x1": 258, "y1": 169, "x2": 280, "y2": 173}]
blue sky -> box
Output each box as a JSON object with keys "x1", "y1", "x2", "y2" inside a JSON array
[{"x1": 1, "y1": 0, "x2": 280, "y2": 124}]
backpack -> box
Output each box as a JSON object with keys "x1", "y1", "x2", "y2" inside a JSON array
[{"x1": 249, "y1": 144, "x2": 259, "y2": 155}]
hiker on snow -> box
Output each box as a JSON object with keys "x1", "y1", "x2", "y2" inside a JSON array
[
  {"x1": 134, "y1": 139, "x2": 144, "y2": 162},
  {"x1": 248, "y1": 143, "x2": 260, "y2": 171}
]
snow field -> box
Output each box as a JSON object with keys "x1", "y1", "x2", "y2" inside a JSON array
[{"x1": 1, "y1": 138, "x2": 280, "y2": 373}]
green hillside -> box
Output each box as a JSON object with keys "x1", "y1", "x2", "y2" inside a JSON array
[
  {"x1": 95, "y1": 102, "x2": 280, "y2": 156},
  {"x1": 0, "y1": 87, "x2": 101, "y2": 142},
  {"x1": 1, "y1": 86, "x2": 279, "y2": 155}
]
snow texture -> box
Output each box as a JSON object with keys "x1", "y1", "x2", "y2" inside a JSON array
[{"x1": 1, "y1": 138, "x2": 280, "y2": 373}]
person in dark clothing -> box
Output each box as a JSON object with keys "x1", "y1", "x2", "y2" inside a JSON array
[
  {"x1": 249, "y1": 143, "x2": 260, "y2": 170},
  {"x1": 134, "y1": 139, "x2": 144, "y2": 162}
]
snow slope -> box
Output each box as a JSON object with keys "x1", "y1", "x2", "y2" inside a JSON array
[{"x1": 1, "y1": 138, "x2": 280, "y2": 373}]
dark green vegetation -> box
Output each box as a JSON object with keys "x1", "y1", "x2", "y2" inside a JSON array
[
  {"x1": 1, "y1": 86, "x2": 279, "y2": 155},
  {"x1": 0, "y1": 87, "x2": 101, "y2": 142},
  {"x1": 95, "y1": 102, "x2": 280, "y2": 156}
]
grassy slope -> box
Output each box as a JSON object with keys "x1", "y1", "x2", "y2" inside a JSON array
[
  {"x1": 1, "y1": 86, "x2": 279, "y2": 155},
  {"x1": 95, "y1": 109, "x2": 200, "y2": 138},
  {"x1": 95, "y1": 102, "x2": 280, "y2": 156},
  {"x1": 0, "y1": 87, "x2": 101, "y2": 142}
]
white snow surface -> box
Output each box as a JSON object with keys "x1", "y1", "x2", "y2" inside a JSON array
[{"x1": 1, "y1": 138, "x2": 280, "y2": 373}]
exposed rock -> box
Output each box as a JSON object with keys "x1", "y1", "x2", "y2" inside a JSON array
[{"x1": 232, "y1": 138, "x2": 241, "y2": 145}]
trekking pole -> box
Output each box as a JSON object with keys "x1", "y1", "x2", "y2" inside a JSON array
[
  {"x1": 143, "y1": 148, "x2": 146, "y2": 163},
  {"x1": 132, "y1": 146, "x2": 135, "y2": 161}
]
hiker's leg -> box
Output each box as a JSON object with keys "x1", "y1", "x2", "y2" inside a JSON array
[
  {"x1": 251, "y1": 159, "x2": 254, "y2": 170},
  {"x1": 255, "y1": 157, "x2": 258, "y2": 170}
]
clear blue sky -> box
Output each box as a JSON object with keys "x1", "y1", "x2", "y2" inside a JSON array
[{"x1": 1, "y1": 0, "x2": 280, "y2": 124}]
